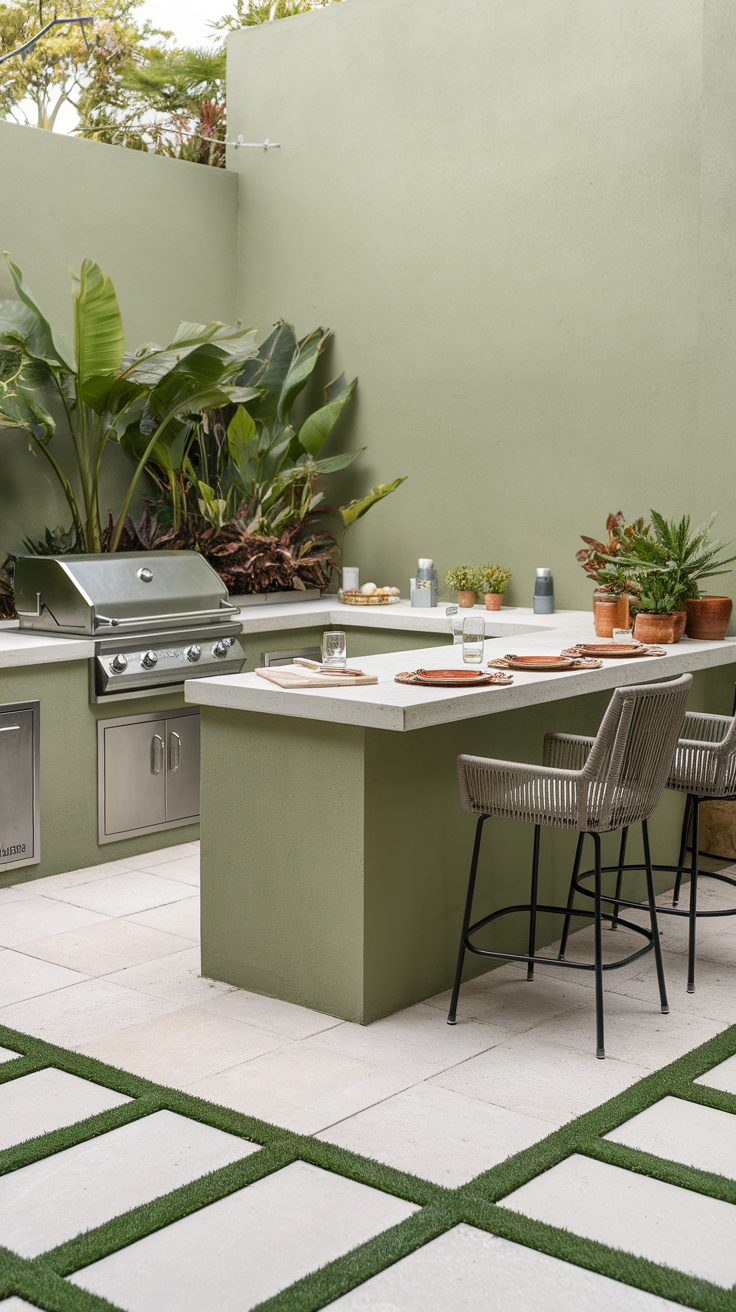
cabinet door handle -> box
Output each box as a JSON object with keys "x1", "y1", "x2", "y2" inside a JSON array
[
  {"x1": 169, "y1": 731, "x2": 181, "y2": 772},
  {"x1": 0, "y1": 726, "x2": 20, "y2": 733},
  {"x1": 151, "y1": 733, "x2": 164, "y2": 775}
]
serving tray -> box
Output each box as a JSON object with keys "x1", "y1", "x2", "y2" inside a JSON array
[
  {"x1": 338, "y1": 590, "x2": 400, "y2": 606},
  {"x1": 395, "y1": 669, "x2": 513, "y2": 688}
]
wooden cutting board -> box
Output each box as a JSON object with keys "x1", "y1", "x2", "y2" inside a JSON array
[{"x1": 255, "y1": 666, "x2": 378, "y2": 689}]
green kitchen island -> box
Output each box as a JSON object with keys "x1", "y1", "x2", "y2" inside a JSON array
[{"x1": 187, "y1": 613, "x2": 736, "y2": 1023}]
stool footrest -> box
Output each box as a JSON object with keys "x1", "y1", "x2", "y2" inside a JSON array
[{"x1": 464, "y1": 900, "x2": 654, "y2": 971}]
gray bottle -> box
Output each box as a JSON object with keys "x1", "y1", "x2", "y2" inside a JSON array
[
  {"x1": 533, "y1": 567, "x2": 554, "y2": 614},
  {"x1": 412, "y1": 558, "x2": 437, "y2": 608}
]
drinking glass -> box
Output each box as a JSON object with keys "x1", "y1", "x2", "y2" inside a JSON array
[
  {"x1": 322, "y1": 630, "x2": 347, "y2": 668},
  {"x1": 612, "y1": 628, "x2": 636, "y2": 644},
  {"x1": 462, "y1": 616, "x2": 485, "y2": 665}
]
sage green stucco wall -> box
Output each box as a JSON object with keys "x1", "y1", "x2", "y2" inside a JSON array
[
  {"x1": 0, "y1": 122, "x2": 238, "y2": 554},
  {"x1": 226, "y1": 0, "x2": 734, "y2": 610}
]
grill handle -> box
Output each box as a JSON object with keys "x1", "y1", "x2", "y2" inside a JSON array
[
  {"x1": 150, "y1": 734, "x2": 165, "y2": 776},
  {"x1": 94, "y1": 600, "x2": 239, "y2": 630}
]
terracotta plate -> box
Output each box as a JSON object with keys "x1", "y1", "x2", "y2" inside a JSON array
[
  {"x1": 576, "y1": 643, "x2": 648, "y2": 659},
  {"x1": 503, "y1": 655, "x2": 576, "y2": 672},
  {"x1": 415, "y1": 668, "x2": 488, "y2": 685}
]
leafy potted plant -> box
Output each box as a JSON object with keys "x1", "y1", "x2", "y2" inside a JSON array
[
  {"x1": 577, "y1": 512, "x2": 646, "y2": 637},
  {"x1": 445, "y1": 565, "x2": 482, "y2": 608},
  {"x1": 480, "y1": 563, "x2": 511, "y2": 611},
  {"x1": 631, "y1": 574, "x2": 689, "y2": 645},
  {"x1": 612, "y1": 512, "x2": 736, "y2": 641}
]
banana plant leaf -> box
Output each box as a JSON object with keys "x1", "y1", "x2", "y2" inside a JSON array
[
  {"x1": 298, "y1": 373, "x2": 357, "y2": 456},
  {"x1": 277, "y1": 327, "x2": 331, "y2": 423},
  {"x1": 4, "y1": 254, "x2": 71, "y2": 371},
  {"x1": 72, "y1": 259, "x2": 125, "y2": 410},
  {"x1": 339, "y1": 476, "x2": 406, "y2": 528}
]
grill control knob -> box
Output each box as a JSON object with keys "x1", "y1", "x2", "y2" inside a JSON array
[
  {"x1": 212, "y1": 640, "x2": 230, "y2": 659},
  {"x1": 185, "y1": 645, "x2": 202, "y2": 663},
  {"x1": 110, "y1": 653, "x2": 128, "y2": 673},
  {"x1": 141, "y1": 650, "x2": 159, "y2": 669}
]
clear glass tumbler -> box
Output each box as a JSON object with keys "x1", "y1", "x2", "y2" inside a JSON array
[
  {"x1": 462, "y1": 616, "x2": 485, "y2": 665},
  {"x1": 322, "y1": 630, "x2": 347, "y2": 668}
]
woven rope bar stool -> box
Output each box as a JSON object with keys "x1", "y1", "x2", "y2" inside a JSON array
[
  {"x1": 561, "y1": 708, "x2": 736, "y2": 995},
  {"x1": 447, "y1": 675, "x2": 692, "y2": 1058}
]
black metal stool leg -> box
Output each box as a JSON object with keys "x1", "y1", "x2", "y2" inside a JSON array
[
  {"x1": 673, "y1": 794, "x2": 693, "y2": 908},
  {"x1": 687, "y1": 798, "x2": 700, "y2": 994},
  {"x1": 642, "y1": 819, "x2": 669, "y2": 1014},
  {"x1": 611, "y1": 827, "x2": 628, "y2": 930},
  {"x1": 527, "y1": 825, "x2": 541, "y2": 981},
  {"x1": 593, "y1": 833, "x2": 605, "y2": 1058},
  {"x1": 447, "y1": 815, "x2": 487, "y2": 1025},
  {"x1": 558, "y1": 833, "x2": 585, "y2": 960}
]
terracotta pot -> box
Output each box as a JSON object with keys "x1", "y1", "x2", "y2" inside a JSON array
[
  {"x1": 592, "y1": 591, "x2": 631, "y2": 638},
  {"x1": 633, "y1": 611, "x2": 682, "y2": 645},
  {"x1": 685, "y1": 596, "x2": 733, "y2": 641},
  {"x1": 484, "y1": 593, "x2": 503, "y2": 611},
  {"x1": 673, "y1": 610, "x2": 687, "y2": 641},
  {"x1": 457, "y1": 590, "x2": 477, "y2": 608}
]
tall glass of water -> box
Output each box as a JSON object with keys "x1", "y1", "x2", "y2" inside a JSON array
[
  {"x1": 462, "y1": 616, "x2": 485, "y2": 666},
  {"x1": 322, "y1": 630, "x2": 347, "y2": 668}
]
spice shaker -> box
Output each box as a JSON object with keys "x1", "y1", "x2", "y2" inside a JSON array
[
  {"x1": 411, "y1": 558, "x2": 437, "y2": 608},
  {"x1": 533, "y1": 567, "x2": 554, "y2": 614}
]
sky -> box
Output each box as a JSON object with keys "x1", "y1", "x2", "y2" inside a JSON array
[{"x1": 138, "y1": 0, "x2": 236, "y2": 47}]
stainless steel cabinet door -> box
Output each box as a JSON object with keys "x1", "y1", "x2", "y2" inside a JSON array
[
  {"x1": 0, "y1": 708, "x2": 38, "y2": 869},
  {"x1": 102, "y1": 718, "x2": 167, "y2": 836},
  {"x1": 166, "y1": 712, "x2": 200, "y2": 822}
]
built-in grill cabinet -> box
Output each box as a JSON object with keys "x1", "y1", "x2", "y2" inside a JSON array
[
  {"x1": 0, "y1": 700, "x2": 40, "y2": 872},
  {"x1": 98, "y1": 707, "x2": 200, "y2": 843}
]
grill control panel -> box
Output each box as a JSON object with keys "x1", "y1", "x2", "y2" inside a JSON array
[{"x1": 93, "y1": 624, "x2": 245, "y2": 703}]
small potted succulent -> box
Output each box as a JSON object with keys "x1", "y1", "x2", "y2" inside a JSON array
[
  {"x1": 445, "y1": 565, "x2": 482, "y2": 608},
  {"x1": 577, "y1": 512, "x2": 644, "y2": 637},
  {"x1": 480, "y1": 563, "x2": 511, "y2": 611},
  {"x1": 631, "y1": 574, "x2": 689, "y2": 645}
]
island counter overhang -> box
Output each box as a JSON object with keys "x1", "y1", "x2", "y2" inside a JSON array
[{"x1": 186, "y1": 615, "x2": 736, "y2": 1024}]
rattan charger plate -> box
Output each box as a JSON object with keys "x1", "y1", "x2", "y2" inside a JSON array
[
  {"x1": 395, "y1": 670, "x2": 513, "y2": 688},
  {"x1": 489, "y1": 656, "x2": 603, "y2": 672},
  {"x1": 561, "y1": 643, "x2": 667, "y2": 659}
]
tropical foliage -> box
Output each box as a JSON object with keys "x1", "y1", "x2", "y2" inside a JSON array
[
  {"x1": 445, "y1": 565, "x2": 483, "y2": 594},
  {"x1": 577, "y1": 511, "x2": 650, "y2": 593},
  {"x1": 634, "y1": 573, "x2": 689, "y2": 616},
  {"x1": 0, "y1": 254, "x2": 260, "y2": 553},
  {"x1": 612, "y1": 511, "x2": 736, "y2": 603},
  {"x1": 480, "y1": 563, "x2": 511, "y2": 595},
  {"x1": 212, "y1": 0, "x2": 343, "y2": 32}
]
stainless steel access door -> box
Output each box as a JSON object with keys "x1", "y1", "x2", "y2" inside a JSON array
[
  {"x1": 101, "y1": 716, "x2": 167, "y2": 837},
  {"x1": 166, "y1": 712, "x2": 200, "y2": 823},
  {"x1": 0, "y1": 701, "x2": 40, "y2": 872}
]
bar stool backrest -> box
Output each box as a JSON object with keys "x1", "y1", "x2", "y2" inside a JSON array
[{"x1": 583, "y1": 675, "x2": 692, "y2": 831}]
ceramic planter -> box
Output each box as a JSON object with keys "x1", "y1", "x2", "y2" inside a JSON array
[
  {"x1": 484, "y1": 593, "x2": 503, "y2": 611},
  {"x1": 685, "y1": 596, "x2": 733, "y2": 641},
  {"x1": 457, "y1": 590, "x2": 477, "y2": 608},
  {"x1": 633, "y1": 611, "x2": 683, "y2": 645},
  {"x1": 592, "y1": 591, "x2": 631, "y2": 638}
]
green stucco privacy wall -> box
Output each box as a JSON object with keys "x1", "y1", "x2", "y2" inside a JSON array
[
  {"x1": 226, "y1": 0, "x2": 736, "y2": 612},
  {"x1": 0, "y1": 121, "x2": 238, "y2": 555}
]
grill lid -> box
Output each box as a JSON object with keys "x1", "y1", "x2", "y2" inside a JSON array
[{"x1": 14, "y1": 552, "x2": 238, "y2": 635}]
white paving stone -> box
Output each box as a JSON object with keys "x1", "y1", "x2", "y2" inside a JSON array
[
  {"x1": 431, "y1": 1030, "x2": 650, "y2": 1125},
  {"x1": 10, "y1": 860, "x2": 138, "y2": 892},
  {"x1": 0, "y1": 1068, "x2": 130, "y2": 1151},
  {"x1": 696, "y1": 1052, "x2": 736, "y2": 1095},
  {"x1": 75, "y1": 1002, "x2": 287, "y2": 1085},
  {"x1": 0, "y1": 979, "x2": 182, "y2": 1048},
  {"x1": 0, "y1": 1109, "x2": 258, "y2": 1257},
  {"x1": 317, "y1": 1083, "x2": 552, "y2": 1186},
  {"x1": 198, "y1": 988, "x2": 343, "y2": 1040},
  {"x1": 126, "y1": 896, "x2": 200, "y2": 941},
  {"x1": 137, "y1": 854, "x2": 199, "y2": 887},
  {"x1": 0, "y1": 1046, "x2": 20, "y2": 1063},
  {"x1": 502, "y1": 1153, "x2": 736, "y2": 1287},
  {"x1": 0, "y1": 898, "x2": 106, "y2": 949},
  {"x1": 70, "y1": 1160, "x2": 417, "y2": 1311},
  {"x1": 185, "y1": 1043, "x2": 422, "y2": 1136},
  {"x1": 0, "y1": 949, "x2": 88, "y2": 1005},
  {"x1": 43, "y1": 870, "x2": 195, "y2": 917},
  {"x1": 529, "y1": 992, "x2": 723, "y2": 1069},
  {"x1": 426, "y1": 966, "x2": 593, "y2": 1032},
  {"x1": 103, "y1": 947, "x2": 233, "y2": 1007},
  {"x1": 0, "y1": 1299, "x2": 44, "y2": 1309},
  {"x1": 121, "y1": 843, "x2": 199, "y2": 870},
  {"x1": 313, "y1": 1004, "x2": 506, "y2": 1078},
  {"x1": 606, "y1": 1095, "x2": 736, "y2": 1178},
  {"x1": 325, "y1": 1223, "x2": 685, "y2": 1310}
]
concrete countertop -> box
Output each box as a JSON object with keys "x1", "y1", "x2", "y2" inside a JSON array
[
  {"x1": 0, "y1": 627, "x2": 94, "y2": 670},
  {"x1": 187, "y1": 612, "x2": 736, "y2": 732},
  {"x1": 234, "y1": 596, "x2": 550, "y2": 638}
]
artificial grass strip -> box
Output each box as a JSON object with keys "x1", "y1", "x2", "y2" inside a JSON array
[{"x1": 2, "y1": 1020, "x2": 736, "y2": 1312}]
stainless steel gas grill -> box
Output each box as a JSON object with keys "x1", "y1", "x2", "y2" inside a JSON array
[{"x1": 14, "y1": 552, "x2": 246, "y2": 702}]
